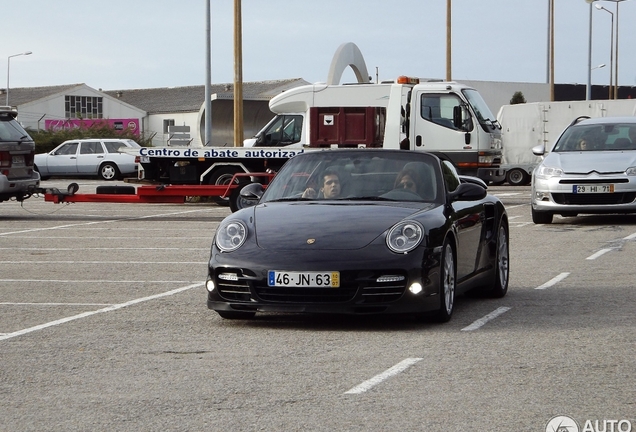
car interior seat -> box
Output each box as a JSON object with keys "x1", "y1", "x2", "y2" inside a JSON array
[{"x1": 612, "y1": 137, "x2": 632, "y2": 150}]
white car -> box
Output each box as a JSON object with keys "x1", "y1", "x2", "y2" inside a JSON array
[
  {"x1": 35, "y1": 138, "x2": 140, "y2": 181},
  {"x1": 531, "y1": 116, "x2": 636, "y2": 224}
]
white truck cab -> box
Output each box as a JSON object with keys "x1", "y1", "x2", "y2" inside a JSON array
[{"x1": 245, "y1": 77, "x2": 504, "y2": 182}]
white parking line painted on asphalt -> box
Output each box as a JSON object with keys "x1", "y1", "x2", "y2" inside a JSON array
[
  {"x1": 460, "y1": 307, "x2": 511, "y2": 331},
  {"x1": 586, "y1": 248, "x2": 614, "y2": 260},
  {"x1": 0, "y1": 282, "x2": 204, "y2": 342},
  {"x1": 512, "y1": 222, "x2": 533, "y2": 227},
  {"x1": 0, "y1": 208, "x2": 218, "y2": 237},
  {"x1": 535, "y1": 272, "x2": 570, "y2": 290},
  {"x1": 502, "y1": 204, "x2": 526, "y2": 210},
  {"x1": 0, "y1": 247, "x2": 206, "y2": 251},
  {"x1": 344, "y1": 358, "x2": 423, "y2": 395},
  {"x1": 3, "y1": 236, "x2": 210, "y2": 240},
  {"x1": 0, "y1": 279, "x2": 200, "y2": 284},
  {"x1": 1, "y1": 302, "x2": 114, "y2": 306},
  {"x1": 623, "y1": 232, "x2": 636, "y2": 240},
  {"x1": 0, "y1": 261, "x2": 207, "y2": 265},
  {"x1": 493, "y1": 193, "x2": 523, "y2": 197}
]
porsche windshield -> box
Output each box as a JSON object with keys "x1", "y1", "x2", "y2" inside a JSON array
[{"x1": 261, "y1": 150, "x2": 443, "y2": 203}]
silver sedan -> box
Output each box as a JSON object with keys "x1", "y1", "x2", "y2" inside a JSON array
[
  {"x1": 35, "y1": 138, "x2": 140, "y2": 181},
  {"x1": 531, "y1": 116, "x2": 636, "y2": 224}
]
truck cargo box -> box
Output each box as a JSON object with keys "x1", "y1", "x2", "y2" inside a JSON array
[{"x1": 309, "y1": 107, "x2": 385, "y2": 148}]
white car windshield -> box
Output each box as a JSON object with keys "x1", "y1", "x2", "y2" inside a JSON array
[{"x1": 552, "y1": 122, "x2": 636, "y2": 152}]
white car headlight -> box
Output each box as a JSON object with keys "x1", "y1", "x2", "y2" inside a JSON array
[
  {"x1": 535, "y1": 165, "x2": 563, "y2": 179},
  {"x1": 215, "y1": 220, "x2": 248, "y2": 252},
  {"x1": 626, "y1": 167, "x2": 636, "y2": 176},
  {"x1": 386, "y1": 221, "x2": 424, "y2": 254}
]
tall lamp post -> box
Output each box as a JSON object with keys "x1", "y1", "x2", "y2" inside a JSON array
[
  {"x1": 446, "y1": 0, "x2": 452, "y2": 81},
  {"x1": 549, "y1": 0, "x2": 555, "y2": 101},
  {"x1": 602, "y1": 0, "x2": 628, "y2": 99},
  {"x1": 585, "y1": 0, "x2": 596, "y2": 100},
  {"x1": 595, "y1": 3, "x2": 614, "y2": 98},
  {"x1": 6, "y1": 51, "x2": 32, "y2": 106}
]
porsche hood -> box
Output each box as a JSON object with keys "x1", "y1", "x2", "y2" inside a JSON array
[{"x1": 252, "y1": 202, "x2": 431, "y2": 250}]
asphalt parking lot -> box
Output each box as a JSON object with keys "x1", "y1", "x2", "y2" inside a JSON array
[{"x1": 1, "y1": 179, "x2": 634, "y2": 431}]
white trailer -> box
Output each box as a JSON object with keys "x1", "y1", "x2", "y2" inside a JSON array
[{"x1": 497, "y1": 99, "x2": 636, "y2": 185}]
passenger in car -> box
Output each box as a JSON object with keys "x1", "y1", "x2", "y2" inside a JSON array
[{"x1": 394, "y1": 167, "x2": 422, "y2": 195}]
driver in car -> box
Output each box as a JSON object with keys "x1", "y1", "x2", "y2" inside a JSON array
[{"x1": 302, "y1": 169, "x2": 341, "y2": 199}]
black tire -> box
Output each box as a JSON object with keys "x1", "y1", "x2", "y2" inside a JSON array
[
  {"x1": 99, "y1": 162, "x2": 120, "y2": 181},
  {"x1": 506, "y1": 168, "x2": 530, "y2": 186},
  {"x1": 217, "y1": 310, "x2": 256, "y2": 320},
  {"x1": 531, "y1": 207, "x2": 553, "y2": 224},
  {"x1": 96, "y1": 185, "x2": 136, "y2": 195},
  {"x1": 489, "y1": 221, "x2": 509, "y2": 298},
  {"x1": 208, "y1": 167, "x2": 246, "y2": 206},
  {"x1": 434, "y1": 239, "x2": 456, "y2": 323}
]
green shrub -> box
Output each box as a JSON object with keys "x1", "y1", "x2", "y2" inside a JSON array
[{"x1": 510, "y1": 91, "x2": 526, "y2": 105}]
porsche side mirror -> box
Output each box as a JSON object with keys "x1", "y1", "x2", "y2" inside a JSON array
[
  {"x1": 449, "y1": 182, "x2": 487, "y2": 202},
  {"x1": 239, "y1": 182, "x2": 264, "y2": 200},
  {"x1": 459, "y1": 175, "x2": 488, "y2": 189}
]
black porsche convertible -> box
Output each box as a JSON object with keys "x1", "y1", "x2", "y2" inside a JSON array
[{"x1": 206, "y1": 149, "x2": 509, "y2": 322}]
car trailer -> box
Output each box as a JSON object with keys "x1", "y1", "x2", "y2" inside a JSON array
[{"x1": 36, "y1": 172, "x2": 274, "y2": 212}]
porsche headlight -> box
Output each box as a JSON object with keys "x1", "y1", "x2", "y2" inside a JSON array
[
  {"x1": 535, "y1": 165, "x2": 563, "y2": 179},
  {"x1": 386, "y1": 221, "x2": 424, "y2": 254},
  {"x1": 215, "y1": 220, "x2": 248, "y2": 252}
]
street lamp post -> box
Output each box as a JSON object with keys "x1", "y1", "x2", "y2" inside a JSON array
[
  {"x1": 595, "y1": 3, "x2": 614, "y2": 98},
  {"x1": 446, "y1": 0, "x2": 452, "y2": 81},
  {"x1": 584, "y1": 0, "x2": 596, "y2": 100},
  {"x1": 549, "y1": 0, "x2": 555, "y2": 101},
  {"x1": 602, "y1": 0, "x2": 628, "y2": 99},
  {"x1": 6, "y1": 51, "x2": 32, "y2": 106}
]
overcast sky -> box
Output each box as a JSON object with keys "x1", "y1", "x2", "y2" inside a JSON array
[{"x1": 4, "y1": 1, "x2": 636, "y2": 91}]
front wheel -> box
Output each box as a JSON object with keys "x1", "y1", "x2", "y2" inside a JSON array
[
  {"x1": 489, "y1": 222, "x2": 509, "y2": 298},
  {"x1": 531, "y1": 207, "x2": 553, "y2": 224},
  {"x1": 99, "y1": 162, "x2": 120, "y2": 181},
  {"x1": 433, "y1": 239, "x2": 456, "y2": 323}
]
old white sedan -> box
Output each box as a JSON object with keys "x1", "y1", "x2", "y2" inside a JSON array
[
  {"x1": 35, "y1": 138, "x2": 140, "y2": 181},
  {"x1": 531, "y1": 116, "x2": 636, "y2": 224}
]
